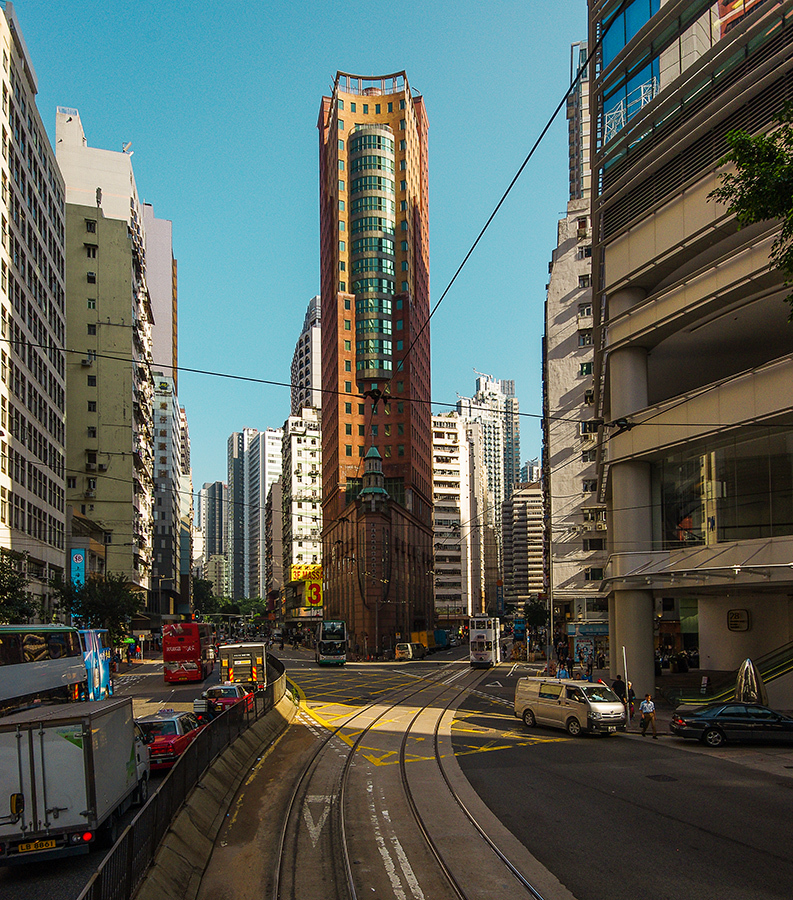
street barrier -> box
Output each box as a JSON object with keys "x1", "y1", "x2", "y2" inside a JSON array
[{"x1": 76, "y1": 657, "x2": 288, "y2": 900}]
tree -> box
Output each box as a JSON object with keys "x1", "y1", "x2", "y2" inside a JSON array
[
  {"x1": 193, "y1": 578, "x2": 218, "y2": 617},
  {"x1": 709, "y1": 105, "x2": 793, "y2": 315},
  {"x1": 0, "y1": 550, "x2": 36, "y2": 623},
  {"x1": 52, "y1": 572, "x2": 145, "y2": 645}
]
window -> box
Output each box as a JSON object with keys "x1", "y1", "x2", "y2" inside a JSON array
[
  {"x1": 396, "y1": 299, "x2": 403, "y2": 309},
  {"x1": 578, "y1": 303, "x2": 592, "y2": 317},
  {"x1": 339, "y1": 200, "x2": 345, "y2": 211},
  {"x1": 344, "y1": 319, "x2": 351, "y2": 330},
  {"x1": 87, "y1": 299, "x2": 96, "y2": 309},
  {"x1": 358, "y1": 403, "x2": 365, "y2": 414},
  {"x1": 67, "y1": 476, "x2": 76, "y2": 488},
  {"x1": 577, "y1": 245, "x2": 592, "y2": 259},
  {"x1": 338, "y1": 99, "x2": 344, "y2": 110},
  {"x1": 583, "y1": 538, "x2": 605, "y2": 551},
  {"x1": 339, "y1": 180, "x2": 345, "y2": 191},
  {"x1": 345, "y1": 401, "x2": 352, "y2": 414},
  {"x1": 87, "y1": 324, "x2": 96, "y2": 335},
  {"x1": 583, "y1": 479, "x2": 597, "y2": 493},
  {"x1": 582, "y1": 449, "x2": 596, "y2": 462},
  {"x1": 584, "y1": 389, "x2": 594, "y2": 405},
  {"x1": 85, "y1": 220, "x2": 96, "y2": 233},
  {"x1": 345, "y1": 445, "x2": 352, "y2": 456},
  {"x1": 338, "y1": 160, "x2": 344, "y2": 171},
  {"x1": 578, "y1": 331, "x2": 593, "y2": 346},
  {"x1": 358, "y1": 425, "x2": 365, "y2": 436},
  {"x1": 338, "y1": 139, "x2": 344, "y2": 150},
  {"x1": 401, "y1": 261, "x2": 408, "y2": 271},
  {"x1": 87, "y1": 427, "x2": 97, "y2": 438},
  {"x1": 85, "y1": 245, "x2": 97, "y2": 258},
  {"x1": 401, "y1": 221, "x2": 407, "y2": 231},
  {"x1": 384, "y1": 446, "x2": 392, "y2": 457},
  {"x1": 388, "y1": 102, "x2": 393, "y2": 112},
  {"x1": 400, "y1": 99, "x2": 406, "y2": 110},
  {"x1": 397, "y1": 402, "x2": 404, "y2": 413},
  {"x1": 339, "y1": 261, "x2": 346, "y2": 271},
  {"x1": 399, "y1": 139, "x2": 406, "y2": 150},
  {"x1": 363, "y1": 104, "x2": 368, "y2": 114},
  {"x1": 400, "y1": 200, "x2": 407, "y2": 211},
  {"x1": 375, "y1": 104, "x2": 381, "y2": 114},
  {"x1": 396, "y1": 320, "x2": 403, "y2": 330},
  {"x1": 579, "y1": 362, "x2": 593, "y2": 376},
  {"x1": 344, "y1": 299, "x2": 351, "y2": 309},
  {"x1": 344, "y1": 340, "x2": 351, "y2": 351},
  {"x1": 578, "y1": 274, "x2": 592, "y2": 288},
  {"x1": 339, "y1": 240, "x2": 345, "y2": 251},
  {"x1": 396, "y1": 340, "x2": 403, "y2": 350},
  {"x1": 87, "y1": 375, "x2": 96, "y2": 386},
  {"x1": 339, "y1": 221, "x2": 345, "y2": 231},
  {"x1": 397, "y1": 423, "x2": 404, "y2": 435},
  {"x1": 345, "y1": 360, "x2": 351, "y2": 371},
  {"x1": 398, "y1": 444, "x2": 405, "y2": 456},
  {"x1": 338, "y1": 120, "x2": 344, "y2": 130},
  {"x1": 350, "y1": 102, "x2": 356, "y2": 112},
  {"x1": 581, "y1": 421, "x2": 599, "y2": 434},
  {"x1": 584, "y1": 567, "x2": 604, "y2": 581},
  {"x1": 400, "y1": 160, "x2": 406, "y2": 170},
  {"x1": 399, "y1": 119, "x2": 406, "y2": 130},
  {"x1": 339, "y1": 281, "x2": 346, "y2": 291},
  {"x1": 88, "y1": 401, "x2": 96, "y2": 412},
  {"x1": 87, "y1": 272, "x2": 96, "y2": 284},
  {"x1": 345, "y1": 423, "x2": 352, "y2": 435},
  {"x1": 358, "y1": 446, "x2": 364, "y2": 456},
  {"x1": 345, "y1": 381, "x2": 352, "y2": 393}
]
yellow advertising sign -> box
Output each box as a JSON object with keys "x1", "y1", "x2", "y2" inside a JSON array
[{"x1": 291, "y1": 564, "x2": 323, "y2": 607}]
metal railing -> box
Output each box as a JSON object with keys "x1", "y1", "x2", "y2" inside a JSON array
[{"x1": 77, "y1": 658, "x2": 287, "y2": 900}]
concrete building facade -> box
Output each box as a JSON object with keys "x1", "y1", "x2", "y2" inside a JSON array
[
  {"x1": 0, "y1": 5, "x2": 67, "y2": 610},
  {"x1": 543, "y1": 39, "x2": 609, "y2": 661},
  {"x1": 590, "y1": 0, "x2": 793, "y2": 695},
  {"x1": 291, "y1": 296, "x2": 322, "y2": 415},
  {"x1": 502, "y1": 482, "x2": 544, "y2": 609},
  {"x1": 319, "y1": 71, "x2": 434, "y2": 652},
  {"x1": 57, "y1": 108, "x2": 154, "y2": 596}
]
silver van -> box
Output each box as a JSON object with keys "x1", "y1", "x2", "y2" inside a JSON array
[{"x1": 514, "y1": 677, "x2": 625, "y2": 736}]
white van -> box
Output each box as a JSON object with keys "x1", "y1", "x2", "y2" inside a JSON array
[{"x1": 514, "y1": 678, "x2": 625, "y2": 736}]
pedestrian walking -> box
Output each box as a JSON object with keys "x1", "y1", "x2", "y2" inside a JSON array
[{"x1": 640, "y1": 693, "x2": 657, "y2": 737}]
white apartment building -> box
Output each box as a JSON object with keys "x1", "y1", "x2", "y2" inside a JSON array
[
  {"x1": 282, "y1": 407, "x2": 322, "y2": 572},
  {"x1": 502, "y1": 482, "x2": 544, "y2": 608},
  {"x1": 291, "y1": 296, "x2": 321, "y2": 415},
  {"x1": 543, "y1": 40, "x2": 609, "y2": 662},
  {"x1": 0, "y1": 5, "x2": 67, "y2": 607},
  {"x1": 432, "y1": 413, "x2": 473, "y2": 626}
]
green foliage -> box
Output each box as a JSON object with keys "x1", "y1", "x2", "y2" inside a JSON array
[
  {"x1": 709, "y1": 105, "x2": 793, "y2": 315},
  {"x1": 239, "y1": 597, "x2": 266, "y2": 619},
  {"x1": 0, "y1": 550, "x2": 36, "y2": 624},
  {"x1": 52, "y1": 572, "x2": 144, "y2": 645},
  {"x1": 524, "y1": 598, "x2": 549, "y2": 632},
  {"x1": 192, "y1": 578, "x2": 218, "y2": 616}
]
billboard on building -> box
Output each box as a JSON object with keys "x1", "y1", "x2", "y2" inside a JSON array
[{"x1": 290, "y1": 564, "x2": 322, "y2": 608}]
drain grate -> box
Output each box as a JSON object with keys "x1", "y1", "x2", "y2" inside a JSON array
[{"x1": 647, "y1": 774, "x2": 677, "y2": 782}]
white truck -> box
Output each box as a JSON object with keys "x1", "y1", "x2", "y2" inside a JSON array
[
  {"x1": 219, "y1": 642, "x2": 267, "y2": 690},
  {"x1": 0, "y1": 697, "x2": 149, "y2": 864}
]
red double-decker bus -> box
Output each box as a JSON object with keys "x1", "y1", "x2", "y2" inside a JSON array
[{"x1": 162, "y1": 622, "x2": 215, "y2": 683}]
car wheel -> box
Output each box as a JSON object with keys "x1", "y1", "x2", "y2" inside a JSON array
[
  {"x1": 136, "y1": 775, "x2": 148, "y2": 806},
  {"x1": 566, "y1": 717, "x2": 582, "y2": 737},
  {"x1": 702, "y1": 727, "x2": 725, "y2": 748},
  {"x1": 522, "y1": 709, "x2": 536, "y2": 727}
]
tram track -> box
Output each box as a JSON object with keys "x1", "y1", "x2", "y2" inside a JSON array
[{"x1": 272, "y1": 663, "x2": 549, "y2": 900}]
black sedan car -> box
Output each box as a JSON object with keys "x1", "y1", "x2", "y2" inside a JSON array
[{"x1": 670, "y1": 702, "x2": 793, "y2": 747}]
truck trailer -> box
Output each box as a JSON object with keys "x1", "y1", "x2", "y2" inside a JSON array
[
  {"x1": 0, "y1": 697, "x2": 149, "y2": 864},
  {"x1": 219, "y1": 642, "x2": 267, "y2": 690}
]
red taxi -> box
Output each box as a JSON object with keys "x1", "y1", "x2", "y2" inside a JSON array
[
  {"x1": 202, "y1": 683, "x2": 254, "y2": 712},
  {"x1": 135, "y1": 710, "x2": 203, "y2": 771}
]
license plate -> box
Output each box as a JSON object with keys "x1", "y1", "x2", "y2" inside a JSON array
[
  {"x1": 19, "y1": 839, "x2": 56, "y2": 852},
  {"x1": 607, "y1": 726, "x2": 616, "y2": 733}
]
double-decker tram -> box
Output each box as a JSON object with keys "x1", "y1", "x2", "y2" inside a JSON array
[
  {"x1": 79, "y1": 628, "x2": 114, "y2": 700},
  {"x1": 315, "y1": 620, "x2": 347, "y2": 666},
  {"x1": 0, "y1": 625, "x2": 86, "y2": 715},
  {"x1": 469, "y1": 616, "x2": 501, "y2": 668},
  {"x1": 163, "y1": 621, "x2": 215, "y2": 683}
]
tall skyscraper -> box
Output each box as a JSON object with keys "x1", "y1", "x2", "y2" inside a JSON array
[
  {"x1": 0, "y1": 4, "x2": 67, "y2": 611},
  {"x1": 457, "y1": 373, "x2": 521, "y2": 573},
  {"x1": 226, "y1": 427, "x2": 282, "y2": 601},
  {"x1": 543, "y1": 41, "x2": 608, "y2": 662},
  {"x1": 502, "y1": 482, "x2": 544, "y2": 609},
  {"x1": 57, "y1": 108, "x2": 155, "y2": 597},
  {"x1": 319, "y1": 71, "x2": 433, "y2": 653},
  {"x1": 291, "y1": 296, "x2": 321, "y2": 414}
]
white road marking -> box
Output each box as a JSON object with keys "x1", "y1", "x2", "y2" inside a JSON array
[
  {"x1": 365, "y1": 780, "x2": 425, "y2": 900},
  {"x1": 303, "y1": 794, "x2": 332, "y2": 848}
]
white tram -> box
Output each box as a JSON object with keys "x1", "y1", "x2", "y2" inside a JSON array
[{"x1": 469, "y1": 617, "x2": 501, "y2": 668}]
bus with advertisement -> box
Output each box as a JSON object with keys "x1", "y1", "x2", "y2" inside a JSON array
[
  {"x1": 0, "y1": 625, "x2": 86, "y2": 716},
  {"x1": 162, "y1": 622, "x2": 215, "y2": 683},
  {"x1": 79, "y1": 628, "x2": 114, "y2": 700},
  {"x1": 315, "y1": 620, "x2": 347, "y2": 665}
]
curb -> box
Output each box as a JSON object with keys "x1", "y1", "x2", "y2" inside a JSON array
[{"x1": 133, "y1": 691, "x2": 300, "y2": 900}]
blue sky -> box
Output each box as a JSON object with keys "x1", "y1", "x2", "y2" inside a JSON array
[{"x1": 17, "y1": 0, "x2": 588, "y2": 491}]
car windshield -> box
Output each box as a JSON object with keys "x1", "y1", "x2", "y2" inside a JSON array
[
  {"x1": 581, "y1": 686, "x2": 621, "y2": 703},
  {"x1": 140, "y1": 721, "x2": 177, "y2": 737},
  {"x1": 206, "y1": 688, "x2": 237, "y2": 698}
]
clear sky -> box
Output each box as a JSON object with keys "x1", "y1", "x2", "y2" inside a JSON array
[{"x1": 15, "y1": 0, "x2": 588, "y2": 492}]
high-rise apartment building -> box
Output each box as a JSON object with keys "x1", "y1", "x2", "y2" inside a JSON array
[
  {"x1": 502, "y1": 482, "x2": 544, "y2": 609},
  {"x1": 198, "y1": 481, "x2": 227, "y2": 561},
  {"x1": 291, "y1": 296, "x2": 321, "y2": 414},
  {"x1": 590, "y1": 0, "x2": 793, "y2": 695},
  {"x1": 264, "y1": 478, "x2": 283, "y2": 611},
  {"x1": 0, "y1": 5, "x2": 67, "y2": 609},
  {"x1": 150, "y1": 373, "x2": 180, "y2": 616},
  {"x1": 57, "y1": 108, "x2": 154, "y2": 595},
  {"x1": 319, "y1": 71, "x2": 433, "y2": 653},
  {"x1": 457, "y1": 374, "x2": 521, "y2": 575},
  {"x1": 226, "y1": 427, "x2": 282, "y2": 601},
  {"x1": 543, "y1": 40, "x2": 608, "y2": 662}
]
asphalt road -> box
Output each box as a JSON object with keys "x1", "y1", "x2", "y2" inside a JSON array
[{"x1": 453, "y1": 662, "x2": 793, "y2": 900}]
